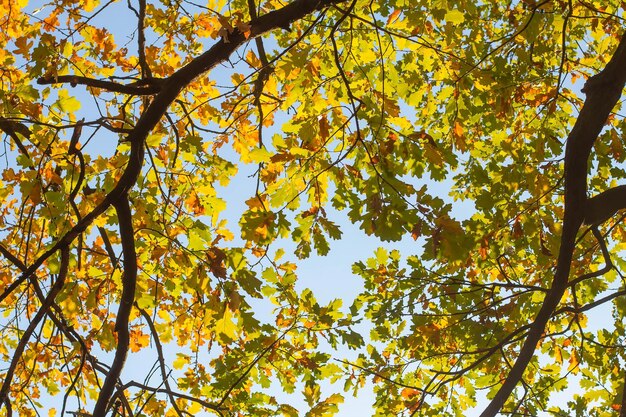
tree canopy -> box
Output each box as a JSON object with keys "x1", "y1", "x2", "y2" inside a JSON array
[{"x1": 1, "y1": 0, "x2": 626, "y2": 416}]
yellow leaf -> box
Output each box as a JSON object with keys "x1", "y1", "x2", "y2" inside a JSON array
[
  {"x1": 188, "y1": 401, "x2": 202, "y2": 414},
  {"x1": 173, "y1": 353, "x2": 189, "y2": 370},
  {"x1": 215, "y1": 307, "x2": 238, "y2": 342},
  {"x1": 248, "y1": 147, "x2": 272, "y2": 163},
  {"x1": 62, "y1": 40, "x2": 73, "y2": 57},
  {"x1": 445, "y1": 9, "x2": 465, "y2": 24},
  {"x1": 55, "y1": 89, "x2": 81, "y2": 113},
  {"x1": 83, "y1": 0, "x2": 99, "y2": 12},
  {"x1": 146, "y1": 133, "x2": 162, "y2": 147}
]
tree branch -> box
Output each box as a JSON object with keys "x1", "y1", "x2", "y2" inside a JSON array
[
  {"x1": 620, "y1": 370, "x2": 626, "y2": 417},
  {"x1": 584, "y1": 184, "x2": 626, "y2": 226},
  {"x1": 137, "y1": 0, "x2": 152, "y2": 79},
  {"x1": 0, "y1": 248, "x2": 69, "y2": 409},
  {"x1": 91, "y1": 197, "x2": 137, "y2": 417},
  {"x1": 121, "y1": 381, "x2": 222, "y2": 414},
  {"x1": 0, "y1": 117, "x2": 31, "y2": 159},
  {"x1": 480, "y1": 32, "x2": 626, "y2": 417},
  {"x1": 0, "y1": 0, "x2": 347, "y2": 308},
  {"x1": 37, "y1": 74, "x2": 162, "y2": 95},
  {"x1": 136, "y1": 305, "x2": 185, "y2": 417}
]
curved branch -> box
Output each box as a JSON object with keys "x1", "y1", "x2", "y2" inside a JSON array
[
  {"x1": 480, "y1": 32, "x2": 626, "y2": 417},
  {"x1": 217, "y1": 329, "x2": 291, "y2": 409},
  {"x1": 0, "y1": 248, "x2": 69, "y2": 408},
  {"x1": 136, "y1": 305, "x2": 185, "y2": 417},
  {"x1": 0, "y1": 117, "x2": 31, "y2": 159},
  {"x1": 91, "y1": 197, "x2": 137, "y2": 417},
  {"x1": 121, "y1": 381, "x2": 222, "y2": 414},
  {"x1": 568, "y1": 226, "x2": 613, "y2": 288},
  {"x1": 558, "y1": 288, "x2": 626, "y2": 315},
  {"x1": 0, "y1": 0, "x2": 348, "y2": 307}
]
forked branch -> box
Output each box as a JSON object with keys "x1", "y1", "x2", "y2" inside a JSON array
[{"x1": 480, "y1": 32, "x2": 626, "y2": 417}]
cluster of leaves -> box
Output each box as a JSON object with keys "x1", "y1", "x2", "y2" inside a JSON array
[{"x1": 0, "y1": 0, "x2": 626, "y2": 416}]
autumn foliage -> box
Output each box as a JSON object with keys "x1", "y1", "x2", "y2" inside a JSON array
[{"x1": 1, "y1": 0, "x2": 626, "y2": 416}]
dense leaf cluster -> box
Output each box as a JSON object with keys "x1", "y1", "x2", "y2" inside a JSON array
[{"x1": 0, "y1": 0, "x2": 625, "y2": 416}]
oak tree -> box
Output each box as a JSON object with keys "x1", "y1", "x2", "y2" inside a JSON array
[{"x1": 1, "y1": 0, "x2": 626, "y2": 416}]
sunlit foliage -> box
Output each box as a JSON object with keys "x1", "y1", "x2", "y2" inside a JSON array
[{"x1": 0, "y1": 0, "x2": 625, "y2": 416}]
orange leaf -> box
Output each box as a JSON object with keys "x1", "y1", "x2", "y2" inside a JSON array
[
  {"x1": 319, "y1": 115, "x2": 330, "y2": 140},
  {"x1": 13, "y1": 36, "x2": 33, "y2": 57},
  {"x1": 207, "y1": 247, "x2": 227, "y2": 279},
  {"x1": 401, "y1": 388, "x2": 419, "y2": 399},
  {"x1": 235, "y1": 16, "x2": 251, "y2": 38},
  {"x1": 29, "y1": 183, "x2": 42, "y2": 204},
  {"x1": 387, "y1": 9, "x2": 401, "y2": 25},
  {"x1": 42, "y1": 13, "x2": 59, "y2": 31},
  {"x1": 185, "y1": 193, "x2": 204, "y2": 215},
  {"x1": 129, "y1": 328, "x2": 150, "y2": 353},
  {"x1": 511, "y1": 217, "x2": 523, "y2": 238},
  {"x1": 452, "y1": 121, "x2": 466, "y2": 151},
  {"x1": 410, "y1": 222, "x2": 421, "y2": 240}
]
